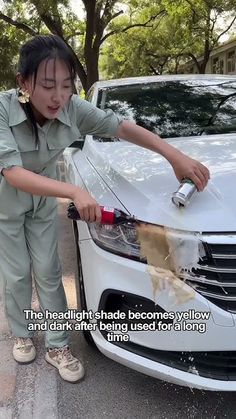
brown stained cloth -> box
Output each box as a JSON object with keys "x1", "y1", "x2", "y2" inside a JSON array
[
  {"x1": 137, "y1": 224, "x2": 173, "y2": 270},
  {"x1": 137, "y1": 223, "x2": 195, "y2": 304}
]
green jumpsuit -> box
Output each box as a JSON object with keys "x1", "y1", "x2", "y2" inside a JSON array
[{"x1": 0, "y1": 89, "x2": 120, "y2": 348}]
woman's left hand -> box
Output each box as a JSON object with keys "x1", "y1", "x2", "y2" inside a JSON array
[{"x1": 170, "y1": 152, "x2": 210, "y2": 191}]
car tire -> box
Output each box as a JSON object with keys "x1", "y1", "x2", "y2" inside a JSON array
[{"x1": 72, "y1": 221, "x2": 96, "y2": 347}]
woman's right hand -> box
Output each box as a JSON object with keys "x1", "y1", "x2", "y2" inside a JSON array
[{"x1": 72, "y1": 188, "x2": 101, "y2": 223}]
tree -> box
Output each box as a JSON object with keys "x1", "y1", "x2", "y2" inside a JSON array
[
  {"x1": 101, "y1": 0, "x2": 236, "y2": 78},
  {"x1": 0, "y1": 0, "x2": 164, "y2": 92},
  {"x1": 162, "y1": 0, "x2": 236, "y2": 73},
  {"x1": 100, "y1": 12, "x2": 189, "y2": 78},
  {"x1": 0, "y1": 19, "x2": 29, "y2": 89}
]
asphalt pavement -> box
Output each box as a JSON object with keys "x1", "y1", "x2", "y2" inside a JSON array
[{"x1": 0, "y1": 198, "x2": 236, "y2": 419}]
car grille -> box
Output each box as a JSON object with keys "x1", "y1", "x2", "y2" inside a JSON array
[{"x1": 180, "y1": 235, "x2": 236, "y2": 313}]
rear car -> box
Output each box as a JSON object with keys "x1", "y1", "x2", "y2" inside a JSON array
[{"x1": 63, "y1": 75, "x2": 236, "y2": 390}]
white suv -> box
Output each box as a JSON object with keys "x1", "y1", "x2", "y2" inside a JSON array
[{"x1": 63, "y1": 75, "x2": 236, "y2": 391}]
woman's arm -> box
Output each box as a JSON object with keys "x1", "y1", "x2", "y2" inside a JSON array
[
  {"x1": 2, "y1": 166, "x2": 101, "y2": 222},
  {"x1": 115, "y1": 120, "x2": 210, "y2": 191}
]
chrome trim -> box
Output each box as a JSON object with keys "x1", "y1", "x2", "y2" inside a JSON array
[
  {"x1": 196, "y1": 264, "x2": 236, "y2": 274},
  {"x1": 212, "y1": 253, "x2": 236, "y2": 259},
  {"x1": 193, "y1": 288, "x2": 236, "y2": 301},
  {"x1": 181, "y1": 274, "x2": 236, "y2": 288},
  {"x1": 201, "y1": 234, "x2": 236, "y2": 244}
]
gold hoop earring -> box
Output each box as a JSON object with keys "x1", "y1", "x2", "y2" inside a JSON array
[{"x1": 18, "y1": 88, "x2": 30, "y2": 104}]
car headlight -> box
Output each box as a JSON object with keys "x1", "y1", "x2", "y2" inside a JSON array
[
  {"x1": 88, "y1": 222, "x2": 141, "y2": 260},
  {"x1": 88, "y1": 222, "x2": 207, "y2": 268}
]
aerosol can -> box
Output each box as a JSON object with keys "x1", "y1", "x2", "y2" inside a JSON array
[{"x1": 172, "y1": 179, "x2": 197, "y2": 208}]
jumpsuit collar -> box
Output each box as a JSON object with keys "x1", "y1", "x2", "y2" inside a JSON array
[
  {"x1": 56, "y1": 104, "x2": 71, "y2": 127},
  {"x1": 8, "y1": 89, "x2": 72, "y2": 127}
]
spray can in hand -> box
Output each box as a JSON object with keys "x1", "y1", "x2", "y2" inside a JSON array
[
  {"x1": 67, "y1": 202, "x2": 136, "y2": 225},
  {"x1": 172, "y1": 178, "x2": 197, "y2": 208}
]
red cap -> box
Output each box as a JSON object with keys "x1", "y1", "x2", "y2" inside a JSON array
[{"x1": 100, "y1": 207, "x2": 115, "y2": 224}]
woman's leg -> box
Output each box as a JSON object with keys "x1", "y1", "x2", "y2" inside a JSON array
[
  {"x1": 24, "y1": 197, "x2": 84, "y2": 382},
  {"x1": 24, "y1": 196, "x2": 69, "y2": 349},
  {"x1": 0, "y1": 216, "x2": 33, "y2": 338}
]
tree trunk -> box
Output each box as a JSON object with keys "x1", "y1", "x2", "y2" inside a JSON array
[
  {"x1": 198, "y1": 8, "x2": 211, "y2": 74},
  {"x1": 198, "y1": 57, "x2": 208, "y2": 74},
  {"x1": 63, "y1": 40, "x2": 88, "y2": 92},
  {"x1": 86, "y1": 49, "x2": 99, "y2": 92},
  {"x1": 83, "y1": 0, "x2": 97, "y2": 92}
]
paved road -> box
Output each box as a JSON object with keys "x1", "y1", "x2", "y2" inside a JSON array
[{"x1": 0, "y1": 198, "x2": 235, "y2": 419}]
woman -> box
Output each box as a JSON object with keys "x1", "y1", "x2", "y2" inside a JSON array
[{"x1": 0, "y1": 34, "x2": 210, "y2": 383}]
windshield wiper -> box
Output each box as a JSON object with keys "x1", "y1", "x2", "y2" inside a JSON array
[{"x1": 199, "y1": 92, "x2": 236, "y2": 135}]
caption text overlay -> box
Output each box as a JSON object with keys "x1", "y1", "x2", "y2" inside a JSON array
[{"x1": 23, "y1": 309, "x2": 211, "y2": 342}]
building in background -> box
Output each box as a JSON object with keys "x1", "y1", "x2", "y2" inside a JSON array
[{"x1": 182, "y1": 38, "x2": 236, "y2": 75}]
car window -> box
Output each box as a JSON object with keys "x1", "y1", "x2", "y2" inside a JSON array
[{"x1": 96, "y1": 79, "x2": 236, "y2": 139}]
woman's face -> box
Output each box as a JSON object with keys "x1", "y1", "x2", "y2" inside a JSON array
[{"x1": 22, "y1": 58, "x2": 73, "y2": 125}]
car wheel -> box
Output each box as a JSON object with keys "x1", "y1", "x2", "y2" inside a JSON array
[{"x1": 72, "y1": 221, "x2": 96, "y2": 347}]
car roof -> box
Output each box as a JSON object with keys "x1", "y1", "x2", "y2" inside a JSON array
[{"x1": 92, "y1": 74, "x2": 236, "y2": 89}]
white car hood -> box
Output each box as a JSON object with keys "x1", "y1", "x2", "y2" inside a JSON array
[{"x1": 83, "y1": 134, "x2": 236, "y2": 232}]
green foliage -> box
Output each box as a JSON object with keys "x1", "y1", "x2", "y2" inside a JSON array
[
  {"x1": 100, "y1": 0, "x2": 236, "y2": 79},
  {"x1": 0, "y1": 0, "x2": 235, "y2": 90},
  {"x1": 100, "y1": 7, "x2": 188, "y2": 78},
  {"x1": 0, "y1": 20, "x2": 29, "y2": 89},
  {"x1": 0, "y1": 0, "x2": 86, "y2": 89}
]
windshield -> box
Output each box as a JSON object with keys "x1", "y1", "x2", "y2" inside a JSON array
[{"x1": 97, "y1": 79, "x2": 236, "y2": 139}]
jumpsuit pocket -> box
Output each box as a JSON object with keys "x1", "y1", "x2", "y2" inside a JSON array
[
  {"x1": 12, "y1": 127, "x2": 37, "y2": 152},
  {"x1": 46, "y1": 126, "x2": 82, "y2": 149}
]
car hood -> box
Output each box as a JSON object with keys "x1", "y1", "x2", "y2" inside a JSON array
[{"x1": 82, "y1": 134, "x2": 236, "y2": 232}]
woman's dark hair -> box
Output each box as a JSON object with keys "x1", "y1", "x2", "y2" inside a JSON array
[{"x1": 17, "y1": 34, "x2": 77, "y2": 144}]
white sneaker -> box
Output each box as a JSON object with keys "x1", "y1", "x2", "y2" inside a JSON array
[
  {"x1": 45, "y1": 345, "x2": 85, "y2": 383},
  {"x1": 13, "y1": 337, "x2": 36, "y2": 364}
]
